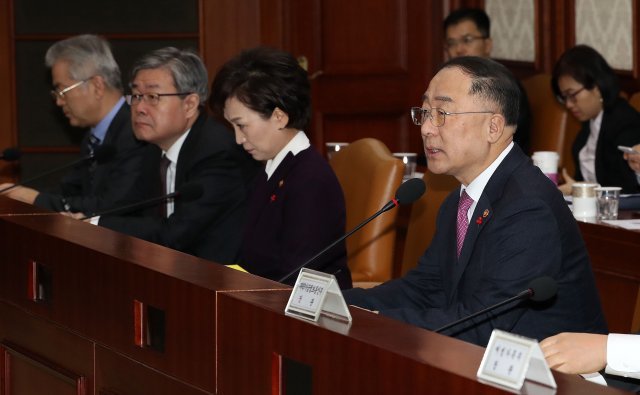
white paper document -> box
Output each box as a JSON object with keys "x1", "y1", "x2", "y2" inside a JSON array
[{"x1": 601, "y1": 219, "x2": 640, "y2": 230}]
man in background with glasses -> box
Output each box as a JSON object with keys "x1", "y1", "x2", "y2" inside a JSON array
[
  {"x1": 444, "y1": 8, "x2": 532, "y2": 155},
  {"x1": 0, "y1": 34, "x2": 157, "y2": 215},
  {"x1": 344, "y1": 56, "x2": 606, "y2": 348},
  {"x1": 95, "y1": 47, "x2": 257, "y2": 264}
]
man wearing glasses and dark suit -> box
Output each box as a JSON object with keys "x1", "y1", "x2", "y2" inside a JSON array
[
  {"x1": 0, "y1": 34, "x2": 157, "y2": 215},
  {"x1": 96, "y1": 47, "x2": 257, "y2": 264},
  {"x1": 344, "y1": 56, "x2": 607, "y2": 348}
]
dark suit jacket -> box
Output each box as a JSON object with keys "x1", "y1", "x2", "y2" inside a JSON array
[
  {"x1": 572, "y1": 97, "x2": 640, "y2": 194},
  {"x1": 345, "y1": 144, "x2": 607, "y2": 346},
  {"x1": 99, "y1": 112, "x2": 258, "y2": 264},
  {"x1": 34, "y1": 104, "x2": 158, "y2": 213},
  {"x1": 240, "y1": 147, "x2": 352, "y2": 289}
]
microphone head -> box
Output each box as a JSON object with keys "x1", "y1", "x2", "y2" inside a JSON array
[
  {"x1": 92, "y1": 144, "x2": 116, "y2": 164},
  {"x1": 177, "y1": 183, "x2": 204, "y2": 201},
  {"x1": 1, "y1": 147, "x2": 21, "y2": 161},
  {"x1": 528, "y1": 276, "x2": 558, "y2": 302},
  {"x1": 395, "y1": 178, "x2": 426, "y2": 205}
]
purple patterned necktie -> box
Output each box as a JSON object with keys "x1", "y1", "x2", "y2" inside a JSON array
[{"x1": 456, "y1": 190, "x2": 474, "y2": 258}]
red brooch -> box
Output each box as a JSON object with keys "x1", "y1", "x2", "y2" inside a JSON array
[
  {"x1": 476, "y1": 216, "x2": 483, "y2": 225},
  {"x1": 270, "y1": 194, "x2": 277, "y2": 202}
]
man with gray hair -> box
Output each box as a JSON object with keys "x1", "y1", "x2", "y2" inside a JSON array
[
  {"x1": 97, "y1": 47, "x2": 257, "y2": 264},
  {"x1": 345, "y1": 56, "x2": 607, "y2": 347},
  {"x1": 0, "y1": 34, "x2": 157, "y2": 214}
]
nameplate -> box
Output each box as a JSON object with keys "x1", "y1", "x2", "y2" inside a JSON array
[
  {"x1": 285, "y1": 268, "x2": 352, "y2": 324},
  {"x1": 477, "y1": 329, "x2": 556, "y2": 392}
]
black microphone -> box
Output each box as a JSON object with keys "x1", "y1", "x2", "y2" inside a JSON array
[
  {"x1": 0, "y1": 144, "x2": 116, "y2": 194},
  {"x1": 434, "y1": 276, "x2": 558, "y2": 334},
  {"x1": 80, "y1": 182, "x2": 204, "y2": 220},
  {"x1": 0, "y1": 147, "x2": 21, "y2": 161},
  {"x1": 278, "y1": 178, "x2": 427, "y2": 283}
]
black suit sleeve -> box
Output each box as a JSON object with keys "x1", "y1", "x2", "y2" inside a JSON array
[{"x1": 98, "y1": 115, "x2": 253, "y2": 264}]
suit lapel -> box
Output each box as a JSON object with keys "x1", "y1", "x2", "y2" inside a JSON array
[
  {"x1": 175, "y1": 113, "x2": 207, "y2": 188},
  {"x1": 247, "y1": 152, "x2": 299, "y2": 223},
  {"x1": 448, "y1": 145, "x2": 528, "y2": 297},
  {"x1": 263, "y1": 152, "x2": 298, "y2": 203},
  {"x1": 451, "y1": 195, "x2": 493, "y2": 289}
]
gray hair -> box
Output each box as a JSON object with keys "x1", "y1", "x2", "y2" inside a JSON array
[
  {"x1": 45, "y1": 34, "x2": 122, "y2": 91},
  {"x1": 130, "y1": 47, "x2": 208, "y2": 105},
  {"x1": 439, "y1": 56, "x2": 520, "y2": 126}
]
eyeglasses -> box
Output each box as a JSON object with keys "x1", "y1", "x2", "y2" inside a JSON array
[
  {"x1": 410, "y1": 107, "x2": 494, "y2": 127},
  {"x1": 125, "y1": 92, "x2": 193, "y2": 106},
  {"x1": 445, "y1": 35, "x2": 487, "y2": 49},
  {"x1": 556, "y1": 87, "x2": 585, "y2": 105},
  {"x1": 50, "y1": 78, "x2": 91, "y2": 100}
]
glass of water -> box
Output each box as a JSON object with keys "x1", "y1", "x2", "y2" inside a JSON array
[{"x1": 595, "y1": 187, "x2": 622, "y2": 220}]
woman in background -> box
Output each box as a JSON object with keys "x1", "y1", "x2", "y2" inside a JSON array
[
  {"x1": 210, "y1": 47, "x2": 352, "y2": 289},
  {"x1": 551, "y1": 45, "x2": 640, "y2": 194}
]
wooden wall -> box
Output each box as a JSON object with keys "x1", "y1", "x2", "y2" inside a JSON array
[{"x1": 0, "y1": 0, "x2": 638, "y2": 183}]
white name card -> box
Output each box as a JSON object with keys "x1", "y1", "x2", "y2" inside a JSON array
[
  {"x1": 477, "y1": 329, "x2": 557, "y2": 392},
  {"x1": 285, "y1": 268, "x2": 352, "y2": 324}
]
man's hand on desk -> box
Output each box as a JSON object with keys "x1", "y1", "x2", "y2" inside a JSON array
[
  {"x1": 60, "y1": 211, "x2": 87, "y2": 220},
  {"x1": 0, "y1": 183, "x2": 39, "y2": 204},
  {"x1": 558, "y1": 168, "x2": 575, "y2": 196},
  {"x1": 540, "y1": 332, "x2": 607, "y2": 374}
]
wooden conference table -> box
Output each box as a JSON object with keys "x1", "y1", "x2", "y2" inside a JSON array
[
  {"x1": 577, "y1": 211, "x2": 640, "y2": 334},
  {"x1": 0, "y1": 196, "x2": 631, "y2": 394}
]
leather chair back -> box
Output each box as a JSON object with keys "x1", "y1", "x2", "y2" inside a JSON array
[
  {"x1": 330, "y1": 138, "x2": 404, "y2": 283},
  {"x1": 629, "y1": 92, "x2": 640, "y2": 112},
  {"x1": 523, "y1": 73, "x2": 571, "y2": 168},
  {"x1": 400, "y1": 171, "x2": 459, "y2": 276}
]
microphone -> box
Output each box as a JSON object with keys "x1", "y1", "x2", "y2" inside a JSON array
[
  {"x1": 80, "y1": 182, "x2": 204, "y2": 220},
  {"x1": 0, "y1": 147, "x2": 21, "y2": 161},
  {"x1": 278, "y1": 178, "x2": 427, "y2": 283},
  {"x1": 0, "y1": 144, "x2": 116, "y2": 194},
  {"x1": 434, "y1": 276, "x2": 558, "y2": 334}
]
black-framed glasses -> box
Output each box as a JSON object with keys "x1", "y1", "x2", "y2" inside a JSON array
[
  {"x1": 50, "y1": 78, "x2": 92, "y2": 100},
  {"x1": 445, "y1": 35, "x2": 488, "y2": 49},
  {"x1": 556, "y1": 87, "x2": 585, "y2": 105},
  {"x1": 125, "y1": 92, "x2": 193, "y2": 106},
  {"x1": 410, "y1": 107, "x2": 494, "y2": 127}
]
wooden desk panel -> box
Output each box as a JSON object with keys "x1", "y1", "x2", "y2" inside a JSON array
[
  {"x1": 0, "y1": 201, "x2": 287, "y2": 393},
  {"x1": 0, "y1": 302, "x2": 94, "y2": 395},
  {"x1": 578, "y1": 219, "x2": 640, "y2": 333},
  {"x1": 0, "y1": 195, "x2": 635, "y2": 394},
  {"x1": 95, "y1": 345, "x2": 210, "y2": 395},
  {"x1": 216, "y1": 290, "x2": 625, "y2": 395}
]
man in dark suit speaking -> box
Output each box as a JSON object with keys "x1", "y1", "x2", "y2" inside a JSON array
[
  {"x1": 97, "y1": 47, "x2": 257, "y2": 264},
  {"x1": 344, "y1": 56, "x2": 608, "y2": 346}
]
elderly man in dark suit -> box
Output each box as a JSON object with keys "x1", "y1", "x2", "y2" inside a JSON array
[
  {"x1": 0, "y1": 34, "x2": 157, "y2": 214},
  {"x1": 344, "y1": 56, "x2": 607, "y2": 347},
  {"x1": 97, "y1": 47, "x2": 257, "y2": 264}
]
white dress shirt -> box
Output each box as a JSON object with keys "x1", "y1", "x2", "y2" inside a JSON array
[
  {"x1": 460, "y1": 142, "x2": 515, "y2": 222},
  {"x1": 579, "y1": 110, "x2": 603, "y2": 183},
  {"x1": 162, "y1": 129, "x2": 191, "y2": 217},
  {"x1": 605, "y1": 333, "x2": 640, "y2": 379},
  {"x1": 264, "y1": 131, "x2": 310, "y2": 180}
]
